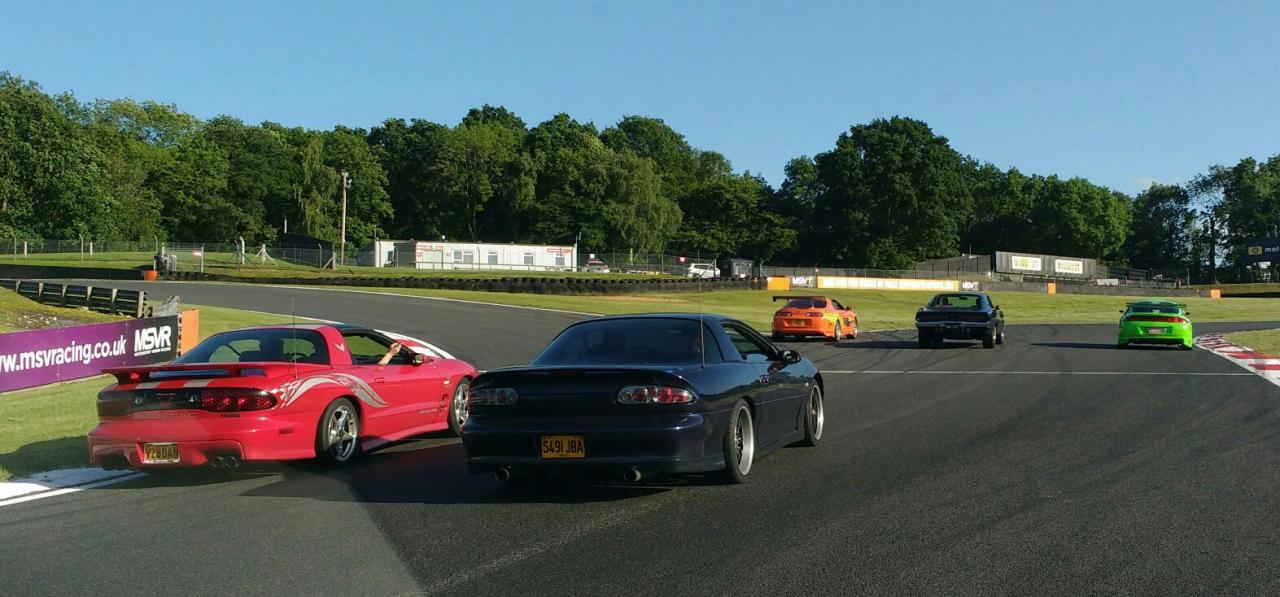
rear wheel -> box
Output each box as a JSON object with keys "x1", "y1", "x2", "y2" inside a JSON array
[
  {"x1": 982, "y1": 327, "x2": 996, "y2": 349},
  {"x1": 316, "y1": 398, "x2": 360, "y2": 469},
  {"x1": 799, "y1": 386, "x2": 824, "y2": 447},
  {"x1": 832, "y1": 322, "x2": 843, "y2": 342},
  {"x1": 721, "y1": 401, "x2": 755, "y2": 484},
  {"x1": 772, "y1": 332, "x2": 785, "y2": 342},
  {"x1": 447, "y1": 377, "x2": 471, "y2": 436}
]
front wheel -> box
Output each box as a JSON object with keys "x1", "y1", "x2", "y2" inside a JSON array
[
  {"x1": 798, "y1": 386, "x2": 824, "y2": 446},
  {"x1": 850, "y1": 320, "x2": 859, "y2": 339},
  {"x1": 447, "y1": 377, "x2": 471, "y2": 436},
  {"x1": 918, "y1": 329, "x2": 931, "y2": 349},
  {"x1": 996, "y1": 326, "x2": 1004, "y2": 345},
  {"x1": 316, "y1": 398, "x2": 360, "y2": 469},
  {"x1": 721, "y1": 401, "x2": 755, "y2": 484}
]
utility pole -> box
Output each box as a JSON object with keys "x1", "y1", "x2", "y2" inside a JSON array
[
  {"x1": 1207, "y1": 209, "x2": 1218, "y2": 283},
  {"x1": 338, "y1": 171, "x2": 351, "y2": 268}
]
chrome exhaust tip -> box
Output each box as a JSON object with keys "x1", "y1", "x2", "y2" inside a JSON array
[
  {"x1": 622, "y1": 468, "x2": 642, "y2": 483},
  {"x1": 494, "y1": 467, "x2": 513, "y2": 482},
  {"x1": 223, "y1": 455, "x2": 241, "y2": 469},
  {"x1": 209, "y1": 456, "x2": 225, "y2": 469}
]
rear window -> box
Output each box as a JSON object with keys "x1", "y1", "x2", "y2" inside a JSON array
[
  {"x1": 929, "y1": 294, "x2": 982, "y2": 309},
  {"x1": 176, "y1": 329, "x2": 328, "y2": 364},
  {"x1": 533, "y1": 318, "x2": 722, "y2": 366},
  {"x1": 1129, "y1": 304, "x2": 1182, "y2": 315},
  {"x1": 784, "y1": 298, "x2": 827, "y2": 309}
]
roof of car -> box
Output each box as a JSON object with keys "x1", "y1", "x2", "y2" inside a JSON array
[
  {"x1": 229, "y1": 323, "x2": 372, "y2": 333},
  {"x1": 589, "y1": 312, "x2": 736, "y2": 323}
]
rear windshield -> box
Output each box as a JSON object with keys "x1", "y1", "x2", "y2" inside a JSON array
[
  {"x1": 175, "y1": 329, "x2": 329, "y2": 364},
  {"x1": 533, "y1": 318, "x2": 721, "y2": 366},
  {"x1": 1128, "y1": 304, "x2": 1182, "y2": 315},
  {"x1": 929, "y1": 294, "x2": 982, "y2": 309},
  {"x1": 784, "y1": 298, "x2": 827, "y2": 309}
]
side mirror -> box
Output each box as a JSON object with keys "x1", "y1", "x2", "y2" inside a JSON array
[
  {"x1": 410, "y1": 352, "x2": 426, "y2": 366},
  {"x1": 779, "y1": 349, "x2": 802, "y2": 364}
]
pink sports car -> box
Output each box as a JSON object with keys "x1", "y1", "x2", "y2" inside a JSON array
[{"x1": 89, "y1": 323, "x2": 476, "y2": 470}]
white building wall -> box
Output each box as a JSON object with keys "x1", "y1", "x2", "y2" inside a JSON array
[{"x1": 359, "y1": 240, "x2": 577, "y2": 271}]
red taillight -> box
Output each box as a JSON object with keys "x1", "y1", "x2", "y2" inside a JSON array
[
  {"x1": 469, "y1": 387, "x2": 518, "y2": 406},
  {"x1": 617, "y1": 385, "x2": 695, "y2": 405},
  {"x1": 1127, "y1": 315, "x2": 1186, "y2": 323},
  {"x1": 200, "y1": 389, "x2": 276, "y2": 412},
  {"x1": 777, "y1": 311, "x2": 792, "y2": 317},
  {"x1": 806, "y1": 312, "x2": 822, "y2": 318}
]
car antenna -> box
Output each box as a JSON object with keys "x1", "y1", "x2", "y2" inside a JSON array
[
  {"x1": 291, "y1": 297, "x2": 298, "y2": 380},
  {"x1": 698, "y1": 269, "x2": 706, "y2": 369}
]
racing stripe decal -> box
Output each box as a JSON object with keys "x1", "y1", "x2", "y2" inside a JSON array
[{"x1": 273, "y1": 373, "x2": 390, "y2": 409}]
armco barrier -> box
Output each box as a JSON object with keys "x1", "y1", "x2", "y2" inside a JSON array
[
  {"x1": 2, "y1": 281, "x2": 147, "y2": 317},
  {"x1": 154, "y1": 271, "x2": 764, "y2": 295},
  {"x1": 0, "y1": 263, "x2": 153, "y2": 281}
]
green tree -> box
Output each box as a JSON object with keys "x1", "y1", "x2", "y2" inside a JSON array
[
  {"x1": 807, "y1": 117, "x2": 972, "y2": 268},
  {"x1": 601, "y1": 151, "x2": 681, "y2": 256},
  {"x1": 1124, "y1": 183, "x2": 1192, "y2": 270},
  {"x1": 323, "y1": 126, "x2": 392, "y2": 246},
  {"x1": 367, "y1": 117, "x2": 449, "y2": 240}
]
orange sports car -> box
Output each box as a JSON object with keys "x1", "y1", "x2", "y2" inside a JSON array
[{"x1": 771, "y1": 295, "x2": 859, "y2": 341}]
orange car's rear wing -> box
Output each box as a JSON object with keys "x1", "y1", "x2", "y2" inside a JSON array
[{"x1": 773, "y1": 295, "x2": 826, "y2": 302}]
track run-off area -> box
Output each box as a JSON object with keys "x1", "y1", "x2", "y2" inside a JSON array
[{"x1": 3, "y1": 281, "x2": 1280, "y2": 595}]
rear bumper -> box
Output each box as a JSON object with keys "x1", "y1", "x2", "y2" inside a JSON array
[
  {"x1": 1118, "y1": 324, "x2": 1192, "y2": 346},
  {"x1": 772, "y1": 319, "x2": 833, "y2": 336},
  {"x1": 87, "y1": 412, "x2": 316, "y2": 468},
  {"x1": 462, "y1": 411, "x2": 729, "y2": 475},
  {"x1": 917, "y1": 321, "x2": 993, "y2": 339}
]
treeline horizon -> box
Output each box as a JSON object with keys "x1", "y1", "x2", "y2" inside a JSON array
[{"x1": 1, "y1": 72, "x2": 1276, "y2": 281}]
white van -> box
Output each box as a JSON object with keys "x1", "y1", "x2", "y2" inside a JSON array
[{"x1": 686, "y1": 263, "x2": 720, "y2": 279}]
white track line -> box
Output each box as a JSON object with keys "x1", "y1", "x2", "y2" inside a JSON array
[
  {"x1": 820, "y1": 370, "x2": 1253, "y2": 376},
  {"x1": 0, "y1": 470, "x2": 144, "y2": 508}
]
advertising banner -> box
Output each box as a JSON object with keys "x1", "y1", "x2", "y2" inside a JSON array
[
  {"x1": 1244, "y1": 237, "x2": 1280, "y2": 264},
  {"x1": 0, "y1": 316, "x2": 178, "y2": 393},
  {"x1": 1054, "y1": 259, "x2": 1084, "y2": 275},
  {"x1": 1011, "y1": 255, "x2": 1042, "y2": 271},
  {"x1": 817, "y1": 276, "x2": 960, "y2": 292}
]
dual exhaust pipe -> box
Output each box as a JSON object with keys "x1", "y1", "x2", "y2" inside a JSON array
[
  {"x1": 209, "y1": 455, "x2": 242, "y2": 469},
  {"x1": 493, "y1": 466, "x2": 644, "y2": 483}
]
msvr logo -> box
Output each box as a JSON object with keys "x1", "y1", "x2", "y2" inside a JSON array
[{"x1": 134, "y1": 325, "x2": 173, "y2": 357}]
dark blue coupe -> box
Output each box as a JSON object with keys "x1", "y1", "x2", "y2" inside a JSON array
[{"x1": 462, "y1": 314, "x2": 825, "y2": 484}]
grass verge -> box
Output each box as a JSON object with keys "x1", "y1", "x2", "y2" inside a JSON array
[
  {"x1": 0, "y1": 304, "x2": 298, "y2": 480},
  {"x1": 0, "y1": 290, "x2": 123, "y2": 333},
  {"x1": 1225, "y1": 329, "x2": 1280, "y2": 356},
  {"x1": 332, "y1": 286, "x2": 1280, "y2": 332}
]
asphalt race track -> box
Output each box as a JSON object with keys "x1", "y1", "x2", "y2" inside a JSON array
[{"x1": 3, "y1": 281, "x2": 1280, "y2": 596}]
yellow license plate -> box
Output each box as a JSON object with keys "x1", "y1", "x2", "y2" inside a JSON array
[
  {"x1": 142, "y1": 443, "x2": 180, "y2": 464},
  {"x1": 539, "y1": 435, "x2": 585, "y2": 459}
]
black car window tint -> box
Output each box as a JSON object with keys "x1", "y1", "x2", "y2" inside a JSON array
[
  {"x1": 532, "y1": 318, "x2": 713, "y2": 366},
  {"x1": 176, "y1": 329, "x2": 329, "y2": 365},
  {"x1": 721, "y1": 324, "x2": 771, "y2": 363}
]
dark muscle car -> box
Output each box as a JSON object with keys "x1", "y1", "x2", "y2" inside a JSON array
[
  {"x1": 915, "y1": 292, "x2": 1005, "y2": 349},
  {"x1": 462, "y1": 314, "x2": 825, "y2": 484}
]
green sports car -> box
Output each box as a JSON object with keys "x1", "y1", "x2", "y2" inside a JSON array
[{"x1": 1116, "y1": 300, "x2": 1193, "y2": 350}]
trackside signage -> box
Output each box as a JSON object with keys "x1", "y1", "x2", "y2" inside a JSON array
[
  {"x1": 1243, "y1": 237, "x2": 1280, "y2": 264},
  {"x1": 0, "y1": 316, "x2": 178, "y2": 393}
]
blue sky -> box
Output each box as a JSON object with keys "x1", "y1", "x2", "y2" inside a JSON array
[{"x1": 3, "y1": 0, "x2": 1276, "y2": 194}]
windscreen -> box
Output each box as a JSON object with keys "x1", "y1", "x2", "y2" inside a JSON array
[
  {"x1": 784, "y1": 298, "x2": 827, "y2": 309},
  {"x1": 532, "y1": 318, "x2": 719, "y2": 366},
  {"x1": 175, "y1": 329, "x2": 329, "y2": 364},
  {"x1": 928, "y1": 294, "x2": 982, "y2": 309}
]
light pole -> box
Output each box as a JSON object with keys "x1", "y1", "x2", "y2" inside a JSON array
[{"x1": 339, "y1": 171, "x2": 352, "y2": 268}]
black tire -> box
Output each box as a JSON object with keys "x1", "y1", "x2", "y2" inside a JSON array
[
  {"x1": 721, "y1": 401, "x2": 755, "y2": 484},
  {"x1": 798, "y1": 386, "x2": 824, "y2": 447},
  {"x1": 996, "y1": 326, "x2": 1004, "y2": 345},
  {"x1": 832, "y1": 322, "x2": 842, "y2": 342},
  {"x1": 1117, "y1": 341, "x2": 1128, "y2": 349},
  {"x1": 918, "y1": 329, "x2": 931, "y2": 349},
  {"x1": 851, "y1": 320, "x2": 859, "y2": 339},
  {"x1": 316, "y1": 398, "x2": 361, "y2": 469},
  {"x1": 1180, "y1": 343, "x2": 1193, "y2": 351},
  {"x1": 447, "y1": 377, "x2": 471, "y2": 436},
  {"x1": 982, "y1": 328, "x2": 996, "y2": 349},
  {"x1": 772, "y1": 332, "x2": 785, "y2": 342}
]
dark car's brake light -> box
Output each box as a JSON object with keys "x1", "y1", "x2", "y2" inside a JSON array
[
  {"x1": 1127, "y1": 315, "x2": 1186, "y2": 324},
  {"x1": 617, "y1": 385, "x2": 695, "y2": 405},
  {"x1": 469, "y1": 387, "x2": 519, "y2": 406},
  {"x1": 200, "y1": 389, "x2": 276, "y2": 412}
]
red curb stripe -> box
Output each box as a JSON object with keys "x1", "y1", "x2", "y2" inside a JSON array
[
  {"x1": 1250, "y1": 363, "x2": 1280, "y2": 371},
  {"x1": 1227, "y1": 352, "x2": 1271, "y2": 359}
]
